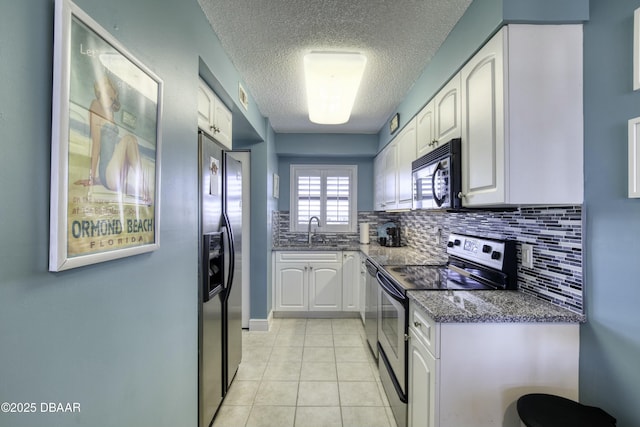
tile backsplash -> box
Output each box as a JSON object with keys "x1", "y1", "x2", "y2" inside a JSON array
[{"x1": 273, "y1": 206, "x2": 583, "y2": 314}]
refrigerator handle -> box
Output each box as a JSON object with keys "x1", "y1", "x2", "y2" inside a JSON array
[{"x1": 222, "y1": 212, "x2": 235, "y2": 302}]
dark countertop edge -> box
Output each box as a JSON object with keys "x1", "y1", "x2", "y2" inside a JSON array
[
  {"x1": 407, "y1": 291, "x2": 586, "y2": 324},
  {"x1": 273, "y1": 246, "x2": 361, "y2": 251}
]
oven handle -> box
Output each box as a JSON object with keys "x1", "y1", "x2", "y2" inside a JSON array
[{"x1": 376, "y1": 272, "x2": 406, "y2": 303}]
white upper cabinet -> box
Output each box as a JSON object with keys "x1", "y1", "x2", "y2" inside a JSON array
[
  {"x1": 396, "y1": 119, "x2": 417, "y2": 208},
  {"x1": 417, "y1": 74, "x2": 461, "y2": 158},
  {"x1": 198, "y1": 78, "x2": 233, "y2": 149},
  {"x1": 383, "y1": 142, "x2": 398, "y2": 208},
  {"x1": 460, "y1": 25, "x2": 583, "y2": 206},
  {"x1": 416, "y1": 101, "x2": 435, "y2": 158},
  {"x1": 374, "y1": 153, "x2": 385, "y2": 211},
  {"x1": 374, "y1": 117, "x2": 417, "y2": 210}
]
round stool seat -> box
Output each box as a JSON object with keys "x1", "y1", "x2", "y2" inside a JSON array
[{"x1": 517, "y1": 394, "x2": 616, "y2": 427}]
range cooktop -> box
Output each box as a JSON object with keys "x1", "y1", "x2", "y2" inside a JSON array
[
  {"x1": 381, "y1": 233, "x2": 517, "y2": 292},
  {"x1": 383, "y1": 264, "x2": 498, "y2": 291}
]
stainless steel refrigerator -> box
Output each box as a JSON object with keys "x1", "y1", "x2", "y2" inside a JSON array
[{"x1": 198, "y1": 131, "x2": 243, "y2": 427}]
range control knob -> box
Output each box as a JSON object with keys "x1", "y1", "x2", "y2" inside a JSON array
[
  {"x1": 482, "y1": 244, "x2": 492, "y2": 254},
  {"x1": 454, "y1": 239, "x2": 461, "y2": 246},
  {"x1": 447, "y1": 241, "x2": 454, "y2": 248},
  {"x1": 491, "y1": 251, "x2": 501, "y2": 260}
]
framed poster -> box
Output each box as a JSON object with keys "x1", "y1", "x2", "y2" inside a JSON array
[{"x1": 49, "y1": 0, "x2": 163, "y2": 271}]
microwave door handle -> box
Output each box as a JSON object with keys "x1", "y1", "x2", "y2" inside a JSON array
[{"x1": 431, "y1": 161, "x2": 445, "y2": 207}]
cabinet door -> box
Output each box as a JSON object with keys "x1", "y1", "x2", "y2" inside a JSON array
[
  {"x1": 308, "y1": 262, "x2": 342, "y2": 311},
  {"x1": 197, "y1": 80, "x2": 215, "y2": 136},
  {"x1": 341, "y1": 252, "x2": 360, "y2": 312},
  {"x1": 383, "y1": 144, "x2": 398, "y2": 209},
  {"x1": 435, "y1": 74, "x2": 461, "y2": 144},
  {"x1": 374, "y1": 153, "x2": 385, "y2": 211},
  {"x1": 213, "y1": 98, "x2": 233, "y2": 150},
  {"x1": 408, "y1": 330, "x2": 437, "y2": 427},
  {"x1": 460, "y1": 28, "x2": 506, "y2": 206},
  {"x1": 416, "y1": 100, "x2": 436, "y2": 158},
  {"x1": 397, "y1": 119, "x2": 417, "y2": 209},
  {"x1": 275, "y1": 263, "x2": 308, "y2": 311}
]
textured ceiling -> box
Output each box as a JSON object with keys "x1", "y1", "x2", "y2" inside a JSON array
[{"x1": 197, "y1": 0, "x2": 472, "y2": 134}]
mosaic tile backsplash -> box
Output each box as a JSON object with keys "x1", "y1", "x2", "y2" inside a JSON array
[{"x1": 273, "y1": 206, "x2": 583, "y2": 314}]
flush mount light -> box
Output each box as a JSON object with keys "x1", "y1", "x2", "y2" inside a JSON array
[{"x1": 303, "y1": 52, "x2": 367, "y2": 125}]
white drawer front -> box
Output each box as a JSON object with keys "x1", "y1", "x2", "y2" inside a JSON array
[
  {"x1": 277, "y1": 251, "x2": 340, "y2": 262},
  {"x1": 410, "y1": 303, "x2": 439, "y2": 358}
]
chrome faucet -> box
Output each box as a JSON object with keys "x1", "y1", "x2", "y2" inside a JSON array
[{"x1": 307, "y1": 216, "x2": 321, "y2": 245}]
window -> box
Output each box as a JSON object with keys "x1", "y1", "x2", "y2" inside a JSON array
[{"x1": 290, "y1": 165, "x2": 357, "y2": 233}]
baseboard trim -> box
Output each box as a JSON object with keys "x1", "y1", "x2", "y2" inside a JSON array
[
  {"x1": 249, "y1": 311, "x2": 273, "y2": 332},
  {"x1": 273, "y1": 311, "x2": 360, "y2": 319}
]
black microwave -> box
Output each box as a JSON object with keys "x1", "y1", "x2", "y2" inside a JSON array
[{"x1": 411, "y1": 138, "x2": 462, "y2": 210}]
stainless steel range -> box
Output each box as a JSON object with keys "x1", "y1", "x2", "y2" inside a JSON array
[{"x1": 376, "y1": 233, "x2": 517, "y2": 427}]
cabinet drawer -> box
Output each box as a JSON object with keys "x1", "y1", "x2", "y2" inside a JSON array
[
  {"x1": 276, "y1": 251, "x2": 340, "y2": 263},
  {"x1": 410, "y1": 303, "x2": 439, "y2": 358}
]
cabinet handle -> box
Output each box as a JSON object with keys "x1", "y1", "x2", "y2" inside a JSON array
[
  {"x1": 457, "y1": 192, "x2": 465, "y2": 199},
  {"x1": 414, "y1": 321, "x2": 422, "y2": 328},
  {"x1": 213, "y1": 125, "x2": 220, "y2": 134}
]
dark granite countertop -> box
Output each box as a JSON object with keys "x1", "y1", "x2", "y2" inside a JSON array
[
  {"x1": 359, "y1": 243, "x2": 447, "y2": 267},
  {"x1": 273, "y1": 244, "x2": 361, "y2": 252},
  {"x1": 408, "y1": 290, "x2": 585, "y2": 323}
]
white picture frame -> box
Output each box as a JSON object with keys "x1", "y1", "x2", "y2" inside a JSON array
[
  {"x1": 635, "y1": 7, "x2": 640, "y2": 90},
  {"x1": 49, "y1": 0, "x2": 163, "y2": 271},
  {"x1": 629, "y1": 116, "x2": 640, "y2": 197}
]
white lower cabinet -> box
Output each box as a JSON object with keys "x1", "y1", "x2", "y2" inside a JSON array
[
  {"x1": 341, "y1": 251, "x2": 361, "y2": 312},
  {"x1": 408, "y1": 301, "x2": 579, "y2": 427},
  {"x1": 275, "y1": 251, "x2": 361, "y2": 313},
  {"x1": 308, "y1": 262, "x2": 342, "y2": 311},
  {"x1": 358, "y1": 253, "x2": 367, "y2": 322},
  {"x1": 408, "y1": 328, "x2": 436, "y2": 427},
  {"x1": 275, "y1": 263, "x2": 308, "y2": 311}
]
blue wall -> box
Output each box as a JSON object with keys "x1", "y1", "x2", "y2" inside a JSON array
[
  {"x1": 2, "y1": 0, "x2": 639, "y2": 426},
  {"x1": 0, "y1": 0, "x2": 267, "y2": 426},
  {"x1": 581, "y1": 1, "x2": 640, "y2": 425},
  {"x1": 275, "y1": 133, "x2": 377, "y2": 212},
  {"x1": 277, "y1": 156, "x2": 375, "y2": 212}
]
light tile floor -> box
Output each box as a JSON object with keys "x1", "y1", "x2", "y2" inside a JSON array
[{"x1": 213, "y1": 318, "x2": 398, "y2": 427}]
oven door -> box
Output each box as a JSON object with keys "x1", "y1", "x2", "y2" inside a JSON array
[{"x1": 377, "y1": 271, "x2": 407, "y2": 395}]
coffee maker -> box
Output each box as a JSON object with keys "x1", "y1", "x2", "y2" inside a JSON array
[{"x1": 386, "y1": 226, "x2": 401, "y2": 247}]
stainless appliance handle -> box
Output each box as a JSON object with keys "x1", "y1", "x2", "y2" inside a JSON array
[
  {"x1": 221, "y1": 212, "x2": 235, "y2": 303},
  {"x1": 365, "y1": 259, "x2": 378, "y2": 276},
  {"x1": 448, "y1": 263, "x2": 472, "y2": 278},
  {"x1": 431, "y1": 160, "x2": 445, "y2": 207},
  {"x1": 376, "y1": 272, "x2": 405, "y2": 303}
]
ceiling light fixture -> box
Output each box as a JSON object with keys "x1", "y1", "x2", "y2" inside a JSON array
[{"x1": 303, "y1": 52, "x2": 367, "y2": 125}]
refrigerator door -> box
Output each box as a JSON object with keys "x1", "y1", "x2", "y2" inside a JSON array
[
  {"x1": 200, "y1": 133, "x2": 223, "y2": 235},
  {"x1": 199, "y1": 285, "x2": 223, "y2": 427},
  {"x1": 198, "y1": 132, "x2": 225, "y2": 427},
  {"x1": 223, "y1": 153, "x2": 243, "y2": 390}
]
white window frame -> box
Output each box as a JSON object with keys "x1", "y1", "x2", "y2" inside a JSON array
[{"x1": 290, "y1": 164, "x2": 358, "y2": 233}]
